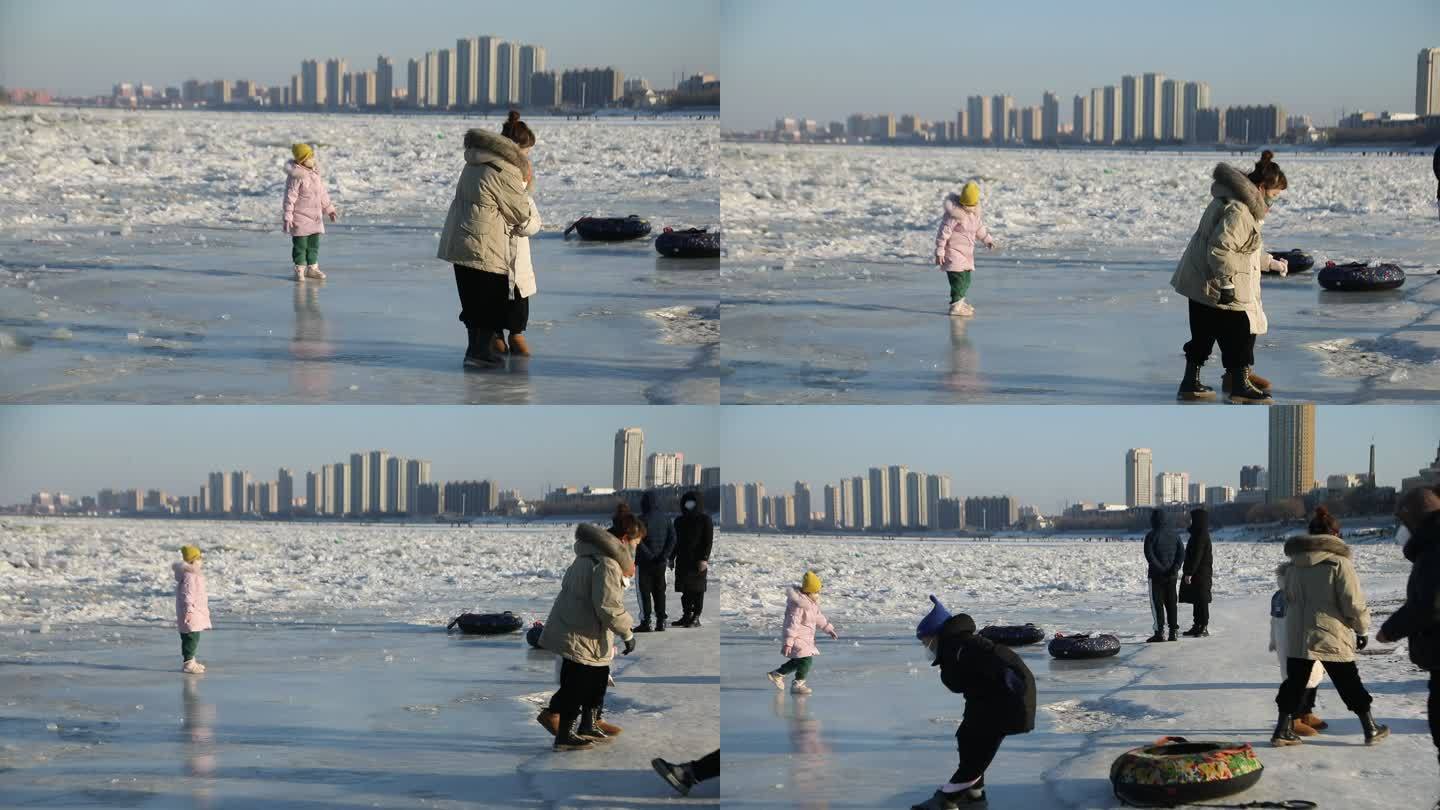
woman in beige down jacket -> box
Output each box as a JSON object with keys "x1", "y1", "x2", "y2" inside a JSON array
[
  {"x1": 1270, "y1": 525, "x2": 1390, "y2": 747},
  {"x1": 539, "y1": 513, "x2": 640, "y2": 751},
  {"x1": 437, "y1": 126, "x2": 533, "y2": 369},
  {"x1": 1170, "y1": 151, "x2": 1289, "y2": 405}
]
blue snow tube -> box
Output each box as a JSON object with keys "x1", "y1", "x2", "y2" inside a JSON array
[
  {"x1": 1048, "y1": 632, "x2": 1122, "y2": 659},
  {"x1": 1267, "y1": 249, "x2": 1314, "y2": 273},
  {"x1": 655, "y1": 227, "x2": 721, "y2": 258},
  {"x1": 565, "y1": 215, "x2": 652, "y2": 241},
  {"x1": 979, "y1": 623, "x2": 1046, "y2": 646},
  {"x1": 526, "y1": 621, "x2": 545, "y2": 649},
  {"x1": 446, "y1": 611, "x2": 524, "y2": 635},
  {"x1": 1317, "y1": 262, "x2": 1405, "y2": 291}
]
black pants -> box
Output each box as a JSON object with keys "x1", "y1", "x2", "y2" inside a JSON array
[
  {"x1": 949, "y1": 721, "x2": 1006, "y2": 785},
  {"x1": 691, "y1": 749, "x2": 720, "y2": 782},
  {"x1": 453, "y1": 266, "x2": 529, "y2": 334},
  {"x1": 1276, "y1": 657, "x2": 1372, "y2": 714},
  {"x1": 1430, "y1": 672, "x2": 1440, "y2": 754},
  {"x1": 550, "y1": 657, "x2": 611, "y2": 716},
  {"x1": 1183, "y1": 300, "x2": 1254, "y2": 370},
  {"x1": 1191, "y1": 600, "x2": 1210, "y2": 627},
  {"x1": 1300, "y1": 686, "x2": 1318, "y2": 716},
  {"x1": 681, "y1": 590, "x2": 705, "y2": 618},
  {"x1": 638, "y1": 564, "x2": 667, "y2": 623},
  {"x1": 1150, "y1": 576, "x2": 1179, "y2": 634}
]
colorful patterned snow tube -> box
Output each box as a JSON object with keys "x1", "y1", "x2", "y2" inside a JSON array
[
  {"x1": 446, "y1": 611, "x2": 524, "y2": 635},
  {"x1": 1110, "y1": 737, "x2": 1264, "y2": 806},
  {"x1": 526, "y1": 621, "x2": 545, "y2": 649},
  {"x1": 655, "y1": 227, "x2": 721, "y2": 258},
  {"x1": 1048, "y1": 632, "x2": 1121, "y2": 659},
  {"x1": 1317, "y1": 262, "x2": 1405, "y2": 291},
  {"x1": 979, "y1": 623, "x2": 1046, "y2": 646}
]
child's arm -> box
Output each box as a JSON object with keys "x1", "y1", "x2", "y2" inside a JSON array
[
  {"x1": 975, "y1": 218, "x2": 995, "y2": 250},
  {"x1": 934, "y1": 215, "x2": 957, "y2": 264},
  {"x1": 814, "y1": 607, "x2": 838, "y2": 639},
  {"x1": 320, "y1": 180, "x2": 338, "y2": 222},
  {"x1": 780, "y1": 602, "x2": 800, "y2": 655},
  {"x1": 282, "y1": 176, "x2": 300, "y2": 232}
]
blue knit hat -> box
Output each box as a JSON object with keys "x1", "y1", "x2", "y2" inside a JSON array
[{"x1": 916, "y1": 594, "x2": 953, "y2": 639}]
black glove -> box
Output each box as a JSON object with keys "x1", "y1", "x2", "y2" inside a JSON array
[
  {"x1": 1356, "y1": 634, "x2": 1368, "y2": 651},
  {"x1": 1217, "y1": 286, "x2": 1237, "y2": 305},
  {"x1": 622, "y1": 636, "x2": 636, "y2": 655}
]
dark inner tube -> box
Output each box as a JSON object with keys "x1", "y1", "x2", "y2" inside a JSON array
[
  {"x1": 980, "y1": 624, "x2": 1046, "y2": 645},
  {"x1": 569, "y1": 216, "x2": 652, "y2": 241},
  {"x1": 448, "y1": 612, "x2": 524, "y2": 634}
]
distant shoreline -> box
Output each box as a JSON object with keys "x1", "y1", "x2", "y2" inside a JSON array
[{"x1": 720, "y1": 134, "x2": 1435, "y2": 155}]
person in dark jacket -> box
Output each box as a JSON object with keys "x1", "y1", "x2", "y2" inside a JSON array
[
  {"x1": 1179, "y1": 508, "x2": 1215, "y2": 637},
  {"x1": 910, "y1": 596, "x2": 1036, "y2": 810},
  {"x1": 1377, "y1": 487, "x2": 1440, "y2": 784},
  {"x1": 1143, "y1": 509, "x2": 1185, "y2": 642},
  {"x1": 671, "y1": 490, "x2": 713, "y2": 628},
  {"x1": 1433, "y1": 143, "x2": 1440, "y2": 217},
  {"x1": 635, "y1": 491, "x2": 678, "y2": 633}
]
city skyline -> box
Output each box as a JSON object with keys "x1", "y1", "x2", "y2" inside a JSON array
[
  {"x1": 0, "y1": 1, "x2": 718, "y2": 97},
  {"x1": 720, "y1": 0, "x2": 1436, "y2": 129},
  {"x1": 719, "y1": 406, "x2": 1436, "y2": 513},
  {"x1": 0, "y1": 406, "x2": 718, "y2": 505}
]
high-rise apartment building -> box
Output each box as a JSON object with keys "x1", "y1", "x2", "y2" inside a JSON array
[
  {"x1": 794, "y1": 482, "x2": 812, "y2": 531},
  {"x1": 519, "y1": 45, "x2": 546, "y2": 106},
  {"x1": 437, "y1": 49, "x2": 456, "y2": 109},
  {"x1": 965, "y1": 95, "x2": 991, "y2": 142},
  {"x1": 990, "y1": 95, "x2": 1013, "y2": 143},
  {"x1": 324, "y1": 58, "x2": 346, "y2": 111},
  {"x1": 456, "y1": 38, "x2": 478, "y2": 108},
  {"x1": 1073, "y1": 94, "x2": 1091, "y2": 143},
  {"x1": 406, "y1": 459, "x2": 430, "y2": 514},
  {"x1": 868, "y1": 467, "x2": 889, "y2": 530},
  {"x1": 301, "y1": 59, "x2": 323, "y2": 108},
  {"x1": 744, "y1": 483, "x2": 766, "y2": 530},
  {"x1": 1418, "y1": 48, "x2": 1440, "y2": 116},
  {"x1": 376, "y1": 56, "x2": 393, "y2": 110},
  {"x1": 887, "y1": 465, "x2": 910, "y2": 529},
  {"x1": 907, "y1": 471, "x2": 927, "y2": 528},
  {"x1": 1142, "y1": 72, "x2": 1165, "y2": 141},
  {"x1": 424, "y1": 51, "x2": 440, "y2": 108},
  {"x1": 851, "y1": 475, "x2": 870, "y2": 530},
  {"x1": 1182, "y1": 81, "x2": 1209, "y2": 142},
  {"x1": 1240, "y1": 465, "x2": 1267, "y2": 491},
  {"x1": 1041, "y1": 91, "x2": 1060, "y2": 142},
  {"x1": 320, "y1": 465, "x2": 336, "y2": 515},
  {"x1": 229, "y1": 471, "x2": 251, "y2": 515},
  {"x1": 1161, "y1": 79, "x2": 1182, "y2": 141},
  {"x1": 350, "y1": 452, "x2": 369, "y2": 516},
  {"x1": 823, "y1": 484, "x2": 841, "y2": 529},
  {"x1": 497, "y1": 42, "x2": 520, "y2": 105},
  {"x1": 407, "y1": 57, "x2": 427, "y2": 107},
  {"x1": 1155, "y1": 472, "x2": 1190, "y2": 505},
  {"x1": 475, "y1": 36, "x2": 500, "y2": 107},
  {"x1": 721, "y1": 483, "x2": 744, "y2": 528},
  {"x1": 386, "y1": 456, "x2": 406, "y2": 514},
  {"x1": 1089, "y1": 87, "x2": 1104, "y2": 142},
  {"x1": 208, "y1": 472, "x2": 229, "y2": 514},
  {"x1": 305, "y1": 471, "x2": 320, "y2": 515},
  {"x1": 965, "y1": 496, "x2": 1017, "y2": 531},
  {"x1": 1126, "y1": 448, "x2": 1155, "y2": 507},
  {"x1": 277, "y1": 468, "x2": 294, "y2": 515},
  {"x1": 1205, "y1": 486, "x2": 1236, "y2": 506},
  {"x1": 645, "y1": 452, "x2": 684, "y2": 488},
  {"x1": 1268, "y1": 404, "x2": 1316, "y2": 502},
  {"x1": 926, "y1": 474, "x2": 952, "y2": 531},
  {"x1": 613, "y1": 428, "x2": 645, "y2": 490},
  {"x1": 1120, "y1": 75, "x2": 1141, "y2": 143}
]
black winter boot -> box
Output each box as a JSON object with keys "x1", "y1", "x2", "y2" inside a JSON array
[
  {"x1": 1145, "y1": 632, "x2": 1166, "y2": 643},
  {"x1": 635, "y1": 620, "x2": 653, "y2": 633},
  {"x1": 463, "y1": 328, "x2": 503, "y2": 369},
  {"x1": 1358, "y1": 711, "x2": 1390, "y2": 745},
  {"x1": 553, "y1": 710, "x2": 594, "y2": 751},
  {"x1": 673, "y1": 614, "x2": 693, "y2": 628},
  {"x1": 577, "y1": 707, "x2": 611, "y2": 742},
  {"x1": 1168, "y1": 627, "x2": 1179, "y2": 642},
  {"x1": 1181, "y1": 625, "x2": 1201, "y2": 637},
  {"x1": 1177, "y1": 360, "x2": 1217, "y2": 401},
  {"x1": 652, "y1": 758, "x2": 696, "y2": 796},
  {"x1": 1227, "y1": 367, "x2": 1272, "y2": 404},
  {"x1": 1271, "y1": 712, "x2": 1302, "y2": 747}
]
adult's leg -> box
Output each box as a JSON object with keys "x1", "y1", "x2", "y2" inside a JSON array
[
  {"x1": 507, "y1": 294, "x2": 530, "y2": 335},
  {"x1": 651, "y1": 567, "x2": 668, "y2": 623},
  {"x1": 1215, "y1": 308, "x2": 1255, "y2": 371},
  {"x1": 1163, "y1": 576, "x2": 1179, "y2": 632},
  {"x1": 1318, "y1": 660, "x2": 1373, "y2": 714},
  {"x1": 690, "y1": 750, "x2": 720, "y2": 782},
  {"x1": 1149, "y1": 579, "x2": 1165, "y2": 634},
  {"x1": 691, "y1": 590, "x2": 705, "y2": 618},
  {"x1": 638, "y1": 567, "x2": 656, "y2": 623},
  {"x1": 474, "y1": 271, "x2": 511, "y2": 337},
  {"x1": 1193, "y1": 599, "x2": 1210, "y2": 628},
  {"x1": 1275, "y1": 657, "x2": 1313, "y2": 714},
  {"x1": 1183, "y1": 300, "x2": 1218, "y2": 365},
  {"x1": 948, "y1": 720, "x2": 1006, "y2": 787},
  {"x1": 551, "y1": 658, "x2": 585, "y2": 716},
  {"x1": 1429, "y1": 672, "x2": 1440, "y2": 756},
  {"x1": 454, "y1": 266, "x2": 481, "y2": 328}
]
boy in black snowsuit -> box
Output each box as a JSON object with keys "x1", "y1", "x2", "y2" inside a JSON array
[{"x1": 912, "y1": 595, "x2": 1036, "y2": 810}]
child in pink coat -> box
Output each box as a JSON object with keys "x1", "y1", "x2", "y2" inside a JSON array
[
  {"x1": 174, "y1": 545, "x2": 212, "y2": 674},
  {"x1": 766, "y1": 571, "x2": 838, "y2": 695},
  {"x1": 934, "y1": 181, "x2": 996, "y2": 318},
  {"x1": 282, "y1": 143, "x2": 338, "y2": 282}
]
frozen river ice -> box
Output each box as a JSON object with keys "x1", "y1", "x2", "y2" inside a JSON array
[
  {"x1": 720, "y1": 143, "x2": 1440, "y2": 403},
  {"x1": 717, "y1": 532, "x2": 1430, "y2": 808},
  {"x1": 0, "y1": 110, "x2": 719, "y2": 404}
]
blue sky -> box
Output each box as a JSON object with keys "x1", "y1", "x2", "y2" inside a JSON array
[
  {"x1": 721, "y1": 0, "x2": 1438, "y2": 129},
  {"x1": 0, "y1": 406, "x2": 718, "y2": 503},
  {"x1": 720, "y1": 407, "x2": 1438, "y2": 513},
  {"x1": 0, "y1": 1, "x2": 719, "y2": 96}
]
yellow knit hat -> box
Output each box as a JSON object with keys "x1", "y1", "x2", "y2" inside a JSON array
[
  {"x1": 958, "y1": 181, "x2": 980, "y2": 207},
  {"x1": 291, "y1": 143, "x2": 314, "y2": 163},
  {"x1": 801, "y1": 570, "x2": 821, "y2": 594},
  {"x1": 181, "y1": 545, "x2": 202, "y2": 563}
]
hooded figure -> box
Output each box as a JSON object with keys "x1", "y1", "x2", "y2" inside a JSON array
[
  {"x1": 1270, "y1": 532, "x2": 1388, "y2": 747},
  {"x1": 1143, "y1": 509, "x2": 1185, "y2": 642},
  {"x1": 634, "y1": 491, "x2": 678, "y2": 631},
  {"x1": 1377, "y1": 488, "x2": 1440, "y2": 772},
  {"x1": 671, "y1": 490, "x2": 713, "y2": 627},
  {"x1": 910, "y1": 601, "x2": 1035, "y2": 810},
  {"x1": 1179, "y1": 508, "x2": 1214, "y2": 636}
]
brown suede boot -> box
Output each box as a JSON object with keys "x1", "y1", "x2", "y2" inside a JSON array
[
  {"x1": 1222, "y1": 370, "x2": 1271, "y2": 392},
  {"x1": 509, "y1": 333, "x2": 530, "y2": 356},
  {"x1": 1299, "y1": 712, "x2": 1327, "y2": 731},
  {"x1": 491, "y1": 335, "x2": 508, "y2": 355},
  {"x1": 1292, "y1": 717, "x2": 1319, "y2": 736}
]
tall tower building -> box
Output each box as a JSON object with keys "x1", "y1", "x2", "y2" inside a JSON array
[
  {"x1": 333, "y1": 462, "x2": 351, "y2": 516},
  {"x1": 990, "y1": 95, "x2": 1013, "y2": 143},
  {"x1": 497, "y1": 41, "x2": 521, "y2": 106},
  {"x1": 476, "y1": 36, "x2": 500, "y2": 107},
  {"x1": 406, "y1": 459, "x2": 431, "y2": 514},
  {"x1": 868, "y1": 467, "x2": 889, "y2": 530},
  {"x1": 645, "y1": 452, "x2": 683, "y2": 488},
  {"x1": 277, "y1": 468, "x2": 294, "y2": 515},
  {"x1": 324, "y1": 58, "x2": 346, "y2": 111},
  {"x1": 823, "y1": 484, "x2": 841, "y2": 529},
  {"x1": 839, "y1": 478, "x2": 855, "y2": 528},
  {"x1": 301, "y1": 59, "x2": 324, "y2": 108},
  {"x1": 376, "y1": 55, "x2": 393, "y2": 110},
  {"x1": 1073, "y1": 94, "x2": 1091, "y2": 143},
  {"x1": 1419, "y1": 48, "x2": 1440, "y2": 116},
  {"x1": 1102, "y1": 85, "x2": 1120, "y2": 144},
  {"x1": 305, "y1": 471, "x2": 320, "y2": 514},
  {"x1": 1368, "y1": 442, "x2": 1376, "y2": 487},
  {"x1": 456, "y1": 38, "x2": 477, "y2": 108},
  {"x1": 743, "y1": 483, "x2": 766, "y2": 530},
  {"x1": 1142, "y1": 72, "x2": 1165, "y2": 141},
  {"x1": 437, "y1": 49, "x2": 456, "y2": 109},
  {"x1": 1268, "y1": 404, "x2": 1316, "y2": 503},
  {"x1": 518, "y1": 44, "x2": 546, "y2": 105},
  {"x1": 387, "y1": 456, "x2": 406, "y2": 513},
  {"x1": 888, "y1": 465, "x2": 910, "y2": 529},
  {"x1": 1126, "y1": 448, "x2": 1154, "y2": 508},
  {"x1": 1120, "y1": 75, "x2": 1141, "y2": 142},
  {"x1": 1041, "y1": 91, "x2": 1060, "y2": 142},
  {"x1": 851, "y1": 475, "x2": 871, "y2": 530},
  {"x1": 1089, "y1": 87, "x2": 1104, "y2": 142},
  {"x1": 208, "y1": 472, "x2": 229, "y2": 514},
  {"x1": 926, "y1": 474, "x2": 952, "y2": 530},
  {"x1": 794, "y1": 482, "x2": 812, "y2": 530},
  {"x1": 1161, "y1": 79, "x2": 1184, "y2": 141},
  {"x1": 407, "y1": 57, "x2": 427, "y2": 107},
  {"x1": 1182, "y1": 81, "x2": 1209, "y2": 142},
  {"x1": 369, "y1": 450, "x2": 390, "y2": 514},
  {"x1": 229, "y1": 470, "x2": 251, "y2": 515},
  {"x1": 319, "y1": 465, "x2": 335, "y2": 515},
  {"x1": 350, "y1": 452, "x2": 370, "y2": 515},
  {"x1": 613, "y1": 428, "x2": 645, "y2": 490},
  {"x1": 907, "y1": 471, "x2": 927, "y2": 528},
  {"x1": 966, "y1": 95, "x2": 992, "y2": 142},
  {"x1": 423, "y1": 51, "x2": 440, "y2": 108}
]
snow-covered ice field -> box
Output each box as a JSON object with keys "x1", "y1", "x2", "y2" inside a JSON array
[
  {"x1": 717, "y1": 531, "x2": 1430, "y2": 808},
  {"x1": 0, "y1": 518, "x2": 719, "y2": 807},
  {"x1": 0, "y1": 109, "x2": 719, "y2": 404},
  {"x1": 720, "y1": 143, "x2": 1440, "y2": 403}
]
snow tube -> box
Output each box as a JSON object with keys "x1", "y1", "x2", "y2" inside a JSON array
[
  {"x1": 655, "y1": 227, "x2": 721, "y2": 258},
  {"x1": 525, "y1": 621, "x2": 544, "y2": 649},
  {"x1": 979, "y1": 623, "x2": 1046, "y2": 646},
  {"x1": 446, "y1": 611, "x2": 524, "y2": 635},
  {"x1": 565, "y1": 215, "x2": 652, "y2": 241},
  {"x1": 1267, "y1": 249, "x2": 1314, "y2": 273},
  {"x1": 1048, "y1": 632, "x2": 1121, "y2": 660},
  {"x1": 1110, "y1": 737, "x2": 1264, "y2": 807},
  {"x1": 1317, "y1": 262, "x2": 1405, "y2": 291}
]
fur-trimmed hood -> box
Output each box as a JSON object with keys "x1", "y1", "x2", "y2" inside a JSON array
[
  {"x1": 1210, "y1": 164, "x2": 1267, "y2": 221},
  {"x1": 944, "y1": 193, "x2": 980, "y2": 218},
  {"x1": 463, "y1": 128, "x2": 527, "y2": 171},
  {"x1": 574, "y1": 522, "x2": 629, "y2": 566},
  {"x1": 1281, "y1": 533, "x2": 1352, "y2": 569},
  {"x1": 786, "y1": 584, "x2": 815, "y2": 608},
  {"x1": 172, "y1": 560, "x2": 202, "y2": 580}
]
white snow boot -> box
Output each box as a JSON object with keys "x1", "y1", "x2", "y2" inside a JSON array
[
  {"x1": 766, "y1": 670, "x2": 785, "y2": 690},
  {"x1": 293, "y1": 265, "x2": 305, "y2": 281},
  {"x1": 791, "y1": 680, "x2": 812, "y2": 695},
  {"x1": 958, "y1": 299, "x2": 975, "y2": 316},
  {"x1": 304, "y1": 264, "x2": 326, "y2": 280},
  {"x1": 948, "y1": 301, "x2": 965, "y2": 317},
  {"x1": 182, "y1": 660, "x2": 203, "y2": 674}
]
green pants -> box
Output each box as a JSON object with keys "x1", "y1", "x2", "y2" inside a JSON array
[
  {"x1": 291, "y1": 234, "x2": 321, "y2": 265},
  {"x1": 180, "y1": 631, "x2": 201, "y2": 661},
  {"x1": 777, "y1": 656, "x2": 813, "y2": 679},
  {"x1": 947, "y1": 270, "x2": 973, "y2": 304}
]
